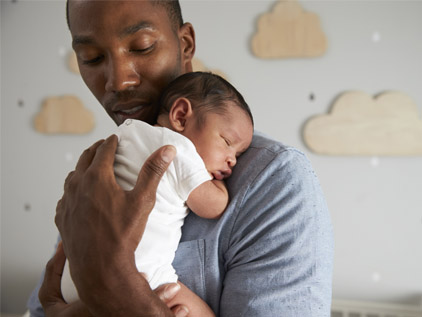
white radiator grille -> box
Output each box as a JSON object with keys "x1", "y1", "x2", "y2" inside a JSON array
[{"x1": 331, "y1": 299, "x2": 422, "y2": 317}]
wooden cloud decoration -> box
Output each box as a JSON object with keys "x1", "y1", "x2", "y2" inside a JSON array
[
  {"x1": 192, "y1": 58, "x2": 228, "y2": 80},
  {"x1": 34, "y1": 95, "x2": 95, "y2": 134},
  {"x1": 251, "y1": 0, "x2": 327, "y2": 59},
  {"x1": 68, "y1": 50, "x2": 80, "y2": 74},
  {"x1": 303, "y1": 91, "x2": 422, "y2": 156}
]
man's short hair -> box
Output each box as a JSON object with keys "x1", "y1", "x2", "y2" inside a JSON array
[
  {"x1": 66, "y1": 0, "x2": 183, "y2": 31},
  {"x1": 159, "y1": 72, "x2": 254, "y2": 126},
  {"x1": 151, "y1": 0, "x2": 183, "y2": 31}
]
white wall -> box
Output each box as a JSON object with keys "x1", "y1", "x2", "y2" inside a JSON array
[{"x1": 1, "y1": 0, "x2": 421, "y2": 314}]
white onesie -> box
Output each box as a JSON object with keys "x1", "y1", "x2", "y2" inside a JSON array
[{"x1": 61, "y1": 119, "x2": 211, "y2": 303}]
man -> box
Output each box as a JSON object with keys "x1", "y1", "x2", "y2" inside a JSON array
[{"x1": 28, "y1": 1, "x2": 334, "y2": 316}]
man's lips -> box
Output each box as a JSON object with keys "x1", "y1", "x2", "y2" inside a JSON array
[
  {"x1": 117, "y1": 105, "x2": 145, "y2": 115},
  {"x1": 113, "y1": 101, "x2": 150, "y2": 113},
  {"x1": 113, "y1": 103, "x2": 150, "y2": 123}
]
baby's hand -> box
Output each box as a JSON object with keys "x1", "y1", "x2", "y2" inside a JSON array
[
  {"x1": 156, "y1": 282, "x2": 215, "y2": 317},
  {"x1": 154, "y1": 283, "x2": 189, "y2": 317}
]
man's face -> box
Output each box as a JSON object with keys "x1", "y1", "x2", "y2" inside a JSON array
[{"x1": 69, "y1": 0, "x2": 194, "y2": 125}]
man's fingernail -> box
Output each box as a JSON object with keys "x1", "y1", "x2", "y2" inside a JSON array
[
  {"x1": 175, "y1": 306, "x2": 189, "y2": 317},
  {"x1": 164, "y1": 283, "x2": 180, "y2": 300},
  {"x1": 162, "y1": 146, "x2": 176, "y2": 163}
]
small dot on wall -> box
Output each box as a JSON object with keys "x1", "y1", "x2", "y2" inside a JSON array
[
  {"x1": 371, "y1": 272, "x2": 381, "y2": 283},
  {"x1": 18, "y1": 99, "x2": 24, "y2": 107},
  {"x1": 309, "y1": 93, "x2": 315, "y2": 101},
  {"x1": 370, "y1": 156, "x2": 379, "y2": 167},
  {"x1": 58, "y1": 46, "x2": 67, "y2": 57},
  {"x1": 65, "y1": 152, "x2": 74, "y2": 162},
  {"x1": 372, "y1": 31, "x2": 381, "y2": 43},
  {"x1": 24, "y1": 203, "x2": 31, "y2": 212}
]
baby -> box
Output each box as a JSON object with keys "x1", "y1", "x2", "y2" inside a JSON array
[{"x1": 61, "y1": 72, "x2": 254, "y2": 311}]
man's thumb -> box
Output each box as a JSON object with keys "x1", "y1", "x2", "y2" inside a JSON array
[{"x1": 132, "y1": 145, "x2": 177, "y2": 201}]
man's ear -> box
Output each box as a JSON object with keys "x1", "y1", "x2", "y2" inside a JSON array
[
  {"x1": 179, "y1": 23, "x2": 196, "y2": 73},
  {"x1": 169, "y1": 98, "x2": 194, "y2": 132}
]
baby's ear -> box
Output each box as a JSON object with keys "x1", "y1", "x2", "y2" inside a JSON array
[{"x1": 168, "y1": 97, "x2": 193, "y2": 132}]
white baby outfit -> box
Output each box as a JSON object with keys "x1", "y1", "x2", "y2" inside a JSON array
[{"x1": 61, "y1": 119, "x2": 211, "y2": 302}]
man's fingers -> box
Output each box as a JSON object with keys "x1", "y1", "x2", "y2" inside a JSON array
[
  {"x1": 46, "y1": 242, "x2": 66, "y2": 286},
  {"x1": 63, "y1": 171, "x2": 75, "y2": 194},
  {"x1": 39, "y1": 243, "x2": 94, "y2": 316},
  {"x1": 88, "y1": 135, "x2": 119, "y2": 178},
  {"x1": 131, "y1": 145, "x2": 176, "y2": 205},
  {"x1": 74, "y1": 139, "x2": 105, "y2": 172},
  {"x1": 90, "y1": 135, "x2": 118, "y2": 167},
  {"x1": 64, "y1": 171, "x2": 75, "y2": 185},
  {"x1": 39, "y1": 242, "x2": 66, "y2": 308},
  {"x1": 64, "y1": 300, "x2": 94, "y2": 317}
]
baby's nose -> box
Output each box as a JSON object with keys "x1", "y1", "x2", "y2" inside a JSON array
[{"x1": 227, "y1": 156, "x2": 236, "y2": 168}]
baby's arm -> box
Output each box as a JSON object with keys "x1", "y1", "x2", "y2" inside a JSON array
[{"x1": 186, "y1": 179, "x2": 228, "y2": 219}]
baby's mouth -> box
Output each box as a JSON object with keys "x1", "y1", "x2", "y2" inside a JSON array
[{"x1": 212, "y1": 171, "x2": 225, "y2": 181}]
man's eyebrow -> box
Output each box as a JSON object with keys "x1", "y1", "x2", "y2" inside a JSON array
[
  {"x1": 72, "y1": 35, "x2": 93, "y2": 47},
  {"x1": 120, "y1": 21, "x2": 155, "y2": 38},
  {"x1": 71, "y1": 22, "x2": 155, "y2": 47}
]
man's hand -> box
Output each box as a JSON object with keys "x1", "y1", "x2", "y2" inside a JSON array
[
  {"x1": 39, "y1": 244, "x2": 188, "y2": 317},
  {"x1": 55, "y1": 135, "x2": 177, "y2": 316},
  {"x1": 39, "y1": 242, "x2": 92, "y2": 317}
]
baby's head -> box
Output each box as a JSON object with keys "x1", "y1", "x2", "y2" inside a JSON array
[{"x1": 157, "y1": 72, "x2": 254, "y2": 180}]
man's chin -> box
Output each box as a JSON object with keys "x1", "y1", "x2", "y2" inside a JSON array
[{"x1": 113, "y1": 111, "x2": 157, "y2": 126}]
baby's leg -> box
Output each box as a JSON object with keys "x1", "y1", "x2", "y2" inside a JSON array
[{"x1": 166, "y1": 282, "x2": 215, "y2": 317}]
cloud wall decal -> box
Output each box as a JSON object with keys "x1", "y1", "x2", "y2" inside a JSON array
[
  {"x1": 192, "y1": 58, "x2": 228, "y2": 80},
  {"x1": 34, "y1": 95, "x2": 95, "y2": 134},
  {"x1": 303, "y1": 91, "x2": 422, "y2": 156},
  {"x1": 251, "y1": 0, "x2": 327, "y2": 59},
  {"x1": 68, "y1": 50, "x2": 80, "y2": 74}
]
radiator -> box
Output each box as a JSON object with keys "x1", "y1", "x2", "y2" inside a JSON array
[{"x1": 331, "y1": 299, "x2": 422, "y2": 317}]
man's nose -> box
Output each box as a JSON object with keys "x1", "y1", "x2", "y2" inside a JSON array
[{"x1": 105, "y1": 56, "x2": 140, "y2": 92}]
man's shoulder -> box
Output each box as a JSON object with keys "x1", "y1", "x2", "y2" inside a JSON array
[
  {"x1": 238, "y1": 131, "x2": 309, "y2": 173},
  {"x1": 225, "y1": 131, "x2": 318, "y2": 214},
  {"x1": 250, "y1": 130, "x2": 286, "y2": 150}
]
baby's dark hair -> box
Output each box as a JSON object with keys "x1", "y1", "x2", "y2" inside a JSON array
[{"x1": 159, "y1": 72, "x2": 254, "y2": 127}]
